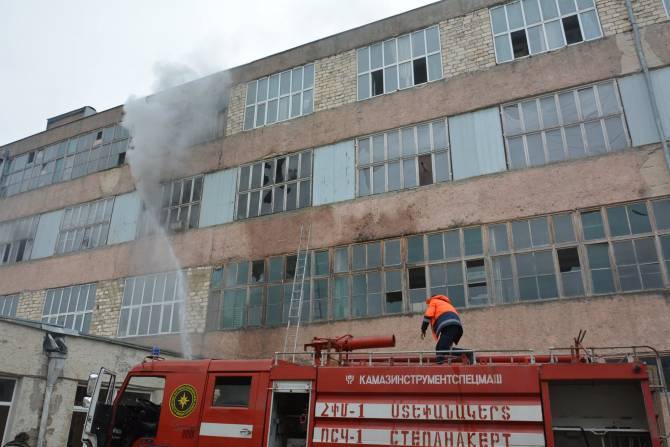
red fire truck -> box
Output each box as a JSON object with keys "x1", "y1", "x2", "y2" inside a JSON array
[{"x1": 81, "y1": 334, "x2": 669, "y2": 447}]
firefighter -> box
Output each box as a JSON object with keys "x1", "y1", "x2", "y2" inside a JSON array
[{"x1": 421, "y1": 294, "x2": 465, "y2": 364}]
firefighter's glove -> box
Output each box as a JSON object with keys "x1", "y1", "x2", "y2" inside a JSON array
[{"x1": 421, "y1": 330, "x2": 426, "y2": 340}]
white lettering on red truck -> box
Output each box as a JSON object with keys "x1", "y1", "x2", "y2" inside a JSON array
[
  {"x1": 315, "y1": 402, "x2": 542, "y2": 422},
  {"x1": 312, "y1": 428, "x2": 545, "y2": 447},
  {"x1": 355, "y1": 374, "x2": 503, "y2": 386}
]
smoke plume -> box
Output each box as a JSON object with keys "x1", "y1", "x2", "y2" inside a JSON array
[{"x1": 122, "y1": 61, "x2": 230, "y2": 358}]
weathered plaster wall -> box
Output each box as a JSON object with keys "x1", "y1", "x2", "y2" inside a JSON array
[{"x1": 0, "y1": 320, "x2": 175, "y2": 446}]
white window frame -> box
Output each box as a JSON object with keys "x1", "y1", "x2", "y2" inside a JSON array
[
  {"x1": 243, "y1": 63, "x2": 315, "y2": 130},
  {"x1": 117, "y1": 272, "x2": 185, "y2": 338},
  {"x1": 356, "y1": 119, "x2": 450, "y2": 197},
  {"x1": 235, "y1": 151, "x2": 312, "y2": 220},
  {"x1": 356, "y1": 25, "x2": 443, "y2": 101},
  {"x1": 501, "y1": 80, "x2": 630, "y2": 169},
  {"x1": 42, "y1": 284, "x2": 96, "y2": 333},
  {"x1": 0, "y1": 295, "x2": 18, "y2": 318},
  {"x1": 56, "y1": 198, "x2": 115, "y2": 254},
  {"x1": 489, "y1": 0, "x2": 603, "y2": 64}
]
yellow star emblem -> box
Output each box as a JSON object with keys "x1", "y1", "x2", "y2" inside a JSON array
[{"x1": 178, "y1": 393, "x2": 190, "y2": 409}]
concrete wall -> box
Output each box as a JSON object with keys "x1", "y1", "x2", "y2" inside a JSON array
[{"x1": 0, "y1": 319, "x2": 175, "y2": 446}]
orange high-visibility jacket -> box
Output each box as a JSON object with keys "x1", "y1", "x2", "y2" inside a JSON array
[{"x1": 423, "y1": 295, "x2": 462, "y2": 340}]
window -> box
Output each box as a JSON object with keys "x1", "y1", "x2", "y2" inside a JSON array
[
  {"x1": 0, "y1": 295, "x2": 18, "y2": 317},
  {"x1": 581, "y1": 201, "x2": 665, "y2": 294},
  {"x1": 160, "y1": 176, "x2": 203, "y2": 232},
  {"x1": 490, "y1": 0, "x2": 602, "y2": 63},
  {"x1": 67, "y1": 385, "x2": 89, "y2": 447},
  {"x1": 0, "y1": 378, "x2": 16, "y2": 444},
  {"x1": 664, "y1": 0, "x2": 670, "y2": 17},
  {"x1": 236, "y1": 151, "x2": 312, "y2": 219},
  {"x1": 113, "y1": 376, "x2": 165, "y2": 447},
  {"x1": 42, "y1": 284, "x2": 96, "y2": 333},
  {"x1": 203, "y1": 197, "x2": 670, "y2": 328},
  {"x1": 357, "y1": 119, "x2": 450, "y2": 196},
  {"x1": 612, "y1": 238, "x2": 663, "y2": 291},
  {"x1": 213, "y1": 377, "x2": 251, "y2": 407},
  {"x1": 503, "y1": 81, "x2": 629, "y2": 169},
  {"x1": 0, "y1": 124, "x2": 129, "y2": 197},
  {"x1": 56, "y1": 198, "x2": 114, "y2": 254},
  {"x1": 0, "y1": 216, "x2": 39, "y2": 265},
  {"x1": 409, "y1": 227, "x2": 487, "y2": 310},
  {"x1": 357, "y1": 25, "x2": 442, "y2": 101},
  {"x1": 244, "y1": 63, "x2": 314, "y2": 130},
  {"x1": 117, "y1": 272, "x2": 185, "y2": 337}
]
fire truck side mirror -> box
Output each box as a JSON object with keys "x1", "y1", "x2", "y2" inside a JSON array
[{"x1": 87, "y1": 373, "x2": 99, "y2": 397}]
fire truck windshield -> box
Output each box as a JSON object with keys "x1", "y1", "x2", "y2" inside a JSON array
[{"x1": 111, "y1": 376, "x2": 165, "y2": 447}]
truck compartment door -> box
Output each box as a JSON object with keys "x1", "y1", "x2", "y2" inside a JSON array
[{"x1": 199, "y1": 372, "x2": 267, "y2": 447}]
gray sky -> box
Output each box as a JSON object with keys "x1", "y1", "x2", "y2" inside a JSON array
[{"x1": 0, "y1": 0, "x2": 436, "y2": 146}]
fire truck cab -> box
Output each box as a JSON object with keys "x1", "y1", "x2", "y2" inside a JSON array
[{"x1": 81, "y1": 336, "x2": 668, "y2": 447}]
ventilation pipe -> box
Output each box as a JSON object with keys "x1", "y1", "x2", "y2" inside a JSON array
[
  {"x1": 624, "y1": 0, "x2": 670, "y2": 171},
  {"x1": 37, "y1": 333, "x2": 68, "y2": 447}
]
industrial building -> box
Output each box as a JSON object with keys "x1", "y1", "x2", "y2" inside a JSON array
[{"x1": 1, "y1": 0, "x2": 670, "y2": 443}]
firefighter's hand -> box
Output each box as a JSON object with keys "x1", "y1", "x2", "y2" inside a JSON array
[{"x1": 421, "y1": 330, "x2": 426, "y2": 340}]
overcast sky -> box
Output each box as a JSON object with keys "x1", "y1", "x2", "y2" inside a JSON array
[{"x1": 0, "y1": 0, "x2": 437, "y2": 146}]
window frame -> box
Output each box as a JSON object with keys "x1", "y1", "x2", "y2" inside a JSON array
[
  {"x1": 355, "y1": 119, "x2": 451, "y2": 197},
  {"x1": 0, "y1": 376, "x2": 16, "y2": 445},
  {"x1": 117, "y1": 272, "x2": 186, "y2": 338},
  {"x1": 0, "y1": 125, "x2": 129, "y2": 198},
  {"x1": 0, "y1": 295, "x2": 19, "y2": 318},
  {"x1": 243, "y1": 63, "x2": 315, "y2": 131},
  {"x1": 42, "y1": 284, "x2": 96, "y2": 333},
  {"x1": 489, "y1": 0, "x2": 603, "y2": 64},
  {"x1": 501, "y1": 80, "x2": 630, "y2": 169},
  {"x1": 56, "y1": 198, "x2": 115, "y2": 254},
  {"x1": 235, "y1": 151, "x2": 312, "y2": 220},
  {"x1": 356, "y1": 25, "x2": 443, "y2": 101}
]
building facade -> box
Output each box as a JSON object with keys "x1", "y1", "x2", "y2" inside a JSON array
[{"x1": 1, "y1": 0, "x2": 670, "y2": 440}]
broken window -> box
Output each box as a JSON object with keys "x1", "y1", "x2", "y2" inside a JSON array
[
  {"x1": 0, "y1": 294, "x2": 18, "y2": 317},
  {"x1": 237, "y1": 151, "x2": 312, "y2": 219},
  {"x1": 606, "y1": 202, "x2": 652, "y2": 237},
  {"x1": 357, "y1": 119, "x2": 449, "y2": 197},
  {"x1": 357, "y1": 25, "x2": 442, "y2": 101},
  {"x1": 385, "y1": 270, "x2": 403, "y2": 314},
  {"x1": 151, "y1": 175, "x2": 203, "y2": 233},
  {"x1": 42, "y1": 283, "x2": 96, "y2": 333},
  {"x1": 55, "y1": 198, "x2": 115, "y2": 254},
  {"x1": 557, "y1": 247, "x2": 584, "y2": 296},
  {"x1": 466, "y1": 259, "x2": 489, "y2": 306},
  {"x1": 118, "y1": 272, "x2": 184, "y2": 337},
  {"x1": 244, "y1": 63, "x2": 314, "y2": 130},
  {"x1": 251, "y1": 260, "x2": 265, "y2": 283},
  {"x1": 490, "y1": 0, "x2": 602, "y2": 63},
  {"x1": 510, "y1": 30, "x2": 529, "y2": 58},
  {"x1": 562, "y1": 15, "x2": 583, "y2": 44},
  {"x1": 0, "y1": 215, "x2": 39, "y2": 265}
]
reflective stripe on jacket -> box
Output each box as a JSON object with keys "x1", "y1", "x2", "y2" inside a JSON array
[{"x1": 423, "y1": 295, "x2": 462, "y2": 340}]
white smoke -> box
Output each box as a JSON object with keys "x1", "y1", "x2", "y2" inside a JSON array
[{"x1": 122, "y1": 61, "x2": 230, "y2": 359}]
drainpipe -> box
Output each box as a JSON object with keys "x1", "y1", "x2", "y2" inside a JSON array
[
  {"x1": 37, "y1": 334, "x2": 68, "y2": 447},
  {"x1": 623, "y1": 0, "x2": 670, "y2": 171}
]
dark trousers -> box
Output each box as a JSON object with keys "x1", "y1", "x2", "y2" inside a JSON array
[{"x1": 435, "y1": 325, "x2": 464, "y2": 364}]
